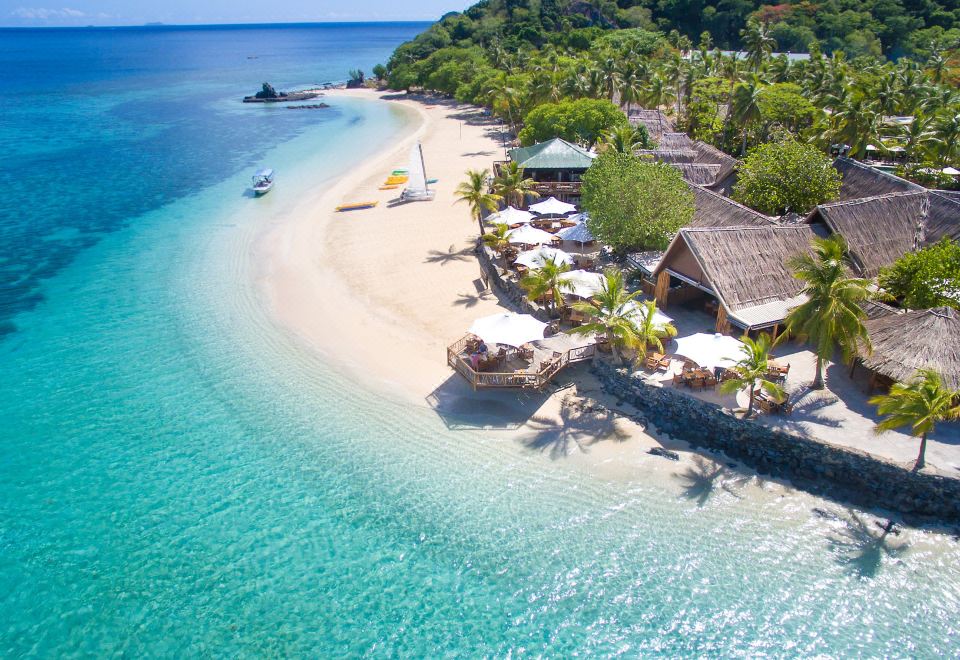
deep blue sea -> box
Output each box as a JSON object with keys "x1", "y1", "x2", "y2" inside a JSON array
[{"x1": 2, "y1": 24, "x2": 960, "y2": 657}]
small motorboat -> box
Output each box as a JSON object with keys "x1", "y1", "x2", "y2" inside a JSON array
[{"x1": 252, "y1": 168, "x2": 274, "y2": 195}]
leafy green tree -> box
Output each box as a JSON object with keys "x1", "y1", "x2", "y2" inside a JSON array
[
  {"x1": 568, "y1": 269, "x2": 645, "y2": 364},
  {"x1": 518, "y1": 98, "x2": 628, "y2": 147},
  {"x1": 870, "y1": 369, "x2": 960, "y2": 471},
  {"x1": 492, "y1": 162, "x2": 540, "y2": 208},
  {"x1": 878, "y1": 238, "x2": 960, "y2": 310},
  {"x1": 719, "y1": 333, "x2": 786, "y2": 418},
  {"x1": 454, "y1": 168, "x2": 501, "y2": 235},
  {"x1": 520, "y1": 258, "x2": 572, "y2": 317},
  {"x1": 733, "y1": 139, "x2": 841, "y2": 215},
  {"x1": 785, "y1": 235, "x2": 872, "y2": 390},
  {"x1": 581, "y1": 152, "x2": 695, "y2": 251},
  {"x1": 757, "y1": 82, "x2": 818, "y2": 132}
]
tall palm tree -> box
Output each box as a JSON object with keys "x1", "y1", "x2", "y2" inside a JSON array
[
  {"x1": 785, "y1": 235, "x2": 872, "y2": 390},
  {"x1": 732, "y1": 77, "x2": 764, "y2": 155},
  {"x1": 719, "y1": 333, "x2": 786, "y2": 418},
  {"x1": 929, "y1": 111, "x2": 960, "y2": 166},
  {"x1": 599, "y1": 124, "x2": 650, "y2": 153},
  {"x1": 568, "y1": 269, "x2": 646, "y2": 364},
  {"x1": 643, "y1": 74, "x2": 675, "y2": 133},
  {"x1": 520, "y1": 257, "x2": 572, "y2": 317},
  {"x1": 870, "y1": 369, "x2": 960, "y2": 471},
  {"x1": 493, "y1": 162, "x2": 540, "y2": 209},
  {"x1": 480, "y1": 222, "x2": 512, "y2": 261},
  {"x1": 454, "y1": 169, "x2": 501, "y2": 236},
  {"x1": 898, "y1": 114, "x2": 934, "y2": 162},
  {"x1": 618, "y1": 71, "x2": 644, "y2": 116},
  {"x1": 829, "y1": 93, "x2": 882, "y2": 158},
  {"x1": 742, "y1": 20, "x2": 776, "y2": 72}
]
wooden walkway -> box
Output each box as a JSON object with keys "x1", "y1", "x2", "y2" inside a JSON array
[{"x1": 447, "y1": 335, "x2": 596, "y2": 390}]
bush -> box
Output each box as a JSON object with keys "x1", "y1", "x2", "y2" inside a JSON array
[
  {"x1": 581, "y1": 152, "x2": 695, "y2": 251},
  {"x1": 518, "y1": 98, "x2": 627, "y2": 147},
  {"x1": 733, "y1": 139, "x2": 841, "y2": 215},
  {"x1": 878, "y1": 238, "x2": 960, "y2": 310}
]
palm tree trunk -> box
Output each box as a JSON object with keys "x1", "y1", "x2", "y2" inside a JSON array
[
  {"x1": 741, "y1": 131, "x2": 748, "y2": 156},
  {"x1": 747, "y1": 383, "x2": 755, "y2": 417},
  {"x1": 476, "y1": 211, "x2": 485, "y2": 237},
  {"x1": 608, "y1": 330, "x2": 622, "y2": 365},
  {"x1": 915, "y1": 432, "x2": 927, "y2": 471},
  {"x1": 812, "y1": 356, "x2": 825, "y2": 390}
]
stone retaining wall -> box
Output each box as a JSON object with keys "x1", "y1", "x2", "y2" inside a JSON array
[
  {"x1": 476, "y1": 244, "x2": 548, "y2": 320},
  {"x1": 594, "y1": 361, "x2": 960, "y2": 525}
]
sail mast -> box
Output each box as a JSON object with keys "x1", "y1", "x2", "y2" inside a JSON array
[{"x1": 419, "y1": 143, "x2": 429, "y2": 191}]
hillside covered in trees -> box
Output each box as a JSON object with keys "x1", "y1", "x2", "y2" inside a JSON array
[{"x1": 382, "y1": 0, "x2": 960, "y2": 177}]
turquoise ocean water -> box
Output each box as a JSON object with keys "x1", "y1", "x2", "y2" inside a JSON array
[{"x1": 1, "y1": 24, "x2": 959, "y2": 656}]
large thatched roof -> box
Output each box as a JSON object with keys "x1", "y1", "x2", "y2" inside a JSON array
[
  {"x1": 655, "y1": 224, "x2": 823, "y2": 327},
  {"x1": 627, "y1": 108, "x2": 674, "y2": 143},
  {"x1": 689, "y1": 184, "x2": 775, "y2": 228},
  {"x1": 639, "y1": 135, "x2": 741, "y2": 191},
  {"x1": 834, "y1": 157, "x2": 922, "y2": 201},
  {"x1": 807, "y1": 190, "x2": 960, "y2": 277},
  {"x1": 862, "y1": 307, "x2": 960, "y2": 389}
]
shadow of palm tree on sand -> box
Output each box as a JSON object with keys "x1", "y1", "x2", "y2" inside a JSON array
[
  {"x1": 825, "y1": 511, "x2": 909, "y2": 578},
  {"x1": 674, "y1": 456, "x2": 750, "y2": 506},
  {"x1": 521, "y1": 393, "x2": 632, "y2": 461},
  {"x1": 425, "y1": 244, "x2": 473, "y2": 266}
]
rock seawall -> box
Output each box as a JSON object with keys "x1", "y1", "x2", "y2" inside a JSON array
[
  {"x1": 476, "y1": 243, "x2": 549, "y2": 320},
  {"x1": 594, "y1": 361, "x2": 960, "y2": 525}
]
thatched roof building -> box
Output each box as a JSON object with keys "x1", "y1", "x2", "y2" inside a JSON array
[
  {"x1": 861, "y1": 307, "x2": 960, "y2": 389},
  {"x1": 689, "y1": 185, "x2": 775, "y2": 228},
  {"x1": 627, "y1": 108, "x2": 674, "y2": 143},
  {"x1": 652, "y1": 224, "x2": 825, "y2": 331},
  {"x1": 806, "y1": 190, "x2": 960, "y2": 277},
  {"x1": 638, "y1": 133, "x2": 740, "y2": 193},
  {"x1": 833, "y1": 157, "x2": 922, "y2": 201}
]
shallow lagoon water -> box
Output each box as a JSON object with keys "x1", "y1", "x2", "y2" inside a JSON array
[{"x1": 1, "y1": 24, "x2": 959, "y2": 656}]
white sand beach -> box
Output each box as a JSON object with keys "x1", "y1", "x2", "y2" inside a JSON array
[{"x1": 256, "y1": 88, "x2": 701, "y2": 480}]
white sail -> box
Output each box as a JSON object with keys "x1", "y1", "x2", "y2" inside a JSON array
[{"x1": 406, "y1": 142, "x2": 427, "y2": 192}]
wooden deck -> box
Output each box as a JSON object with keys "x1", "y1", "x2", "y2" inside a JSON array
[{"x1": 447, "y1": 335, "x2": 596, "y2": 390}]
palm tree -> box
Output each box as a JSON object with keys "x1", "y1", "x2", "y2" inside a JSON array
[
  {"x1": 929, "y1": 111, "x2": 960, "y2": 166},
  {"x1": 870, "y1": 369, "x2": 960, "y2": 471},
  {"x1": 898, "y1": 114, "x2": 933, "y2": 162},
  {"x1": 631, "y1": 299, "x2": 678, "y2": 355},
  {"x1": 520, "y1": 257, "x2": 572, "y2": 318},
  {"x1": 719, "y1": 333, "x2": 786, "y2": 418},
  {"x1": 568, "y1": 269, "x2": 645, "y2": 364},
  {"x1": 480, "y1": 222, "x2": 512, "y2": 261},
  {"x1": 731, "y1": 77, "x2": 764, "y2": 155},
  {"x1": 785, "y1": 235, "x2": 872, "y2": 390},
  {"x1": 643, "y1": 74, "x2": 675, "y2": 134},
  {"x1": 599, "y1": 124, "x2": 650, "y2": 154},
  {"x1": 742, "y1": 20, "x2": 776, "y2": 72},
  {"x1": 493, "y1": 162, "x2": 540, "y2": 208},
  {"x1": 454, "y1": 168, "x2": 501, "y2": 236}
]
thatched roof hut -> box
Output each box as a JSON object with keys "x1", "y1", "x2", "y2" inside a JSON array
[
  {"x1": 833, "y1": 157, "x2": 921, "y2": 201},
  {"x1": 653, "y1": 224, "x2": 824, "y2": 330},
  {"x1": 638, "y1": 135, "x2": 740, "y2": 192},
  {"x1": 689, "y1": 185, "x2": 775, "y2": 229},
  {"x1": 806, "y1": 190, "x2": 960, "y2": 277},
  {"x1": 861, "y1": 307, "x2": 960, "y2": 389},
  {"x1": 627, "y1": 108, "x2": 674, "y2": 143}
]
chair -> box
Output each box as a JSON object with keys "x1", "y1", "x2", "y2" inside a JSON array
[
  {"x1": 689, "y1": 377, "x2": 705, "y2": 391},
  {"x1": 672, "y1": 373, "x2": 684, "y2": 386},
  {"x1": 703, "y1": 374, "x2": 717, "y2": 388}
]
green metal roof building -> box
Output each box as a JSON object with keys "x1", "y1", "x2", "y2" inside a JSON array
[{"x1": 507, "y1": 138, "x2": 596, "y2": 174}]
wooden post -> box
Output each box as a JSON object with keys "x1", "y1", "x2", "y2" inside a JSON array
[
  {"x1": 715, "y1": 305, "x2": 731, "y2": 334},
  {"x1": 771, "y1": 322, "x2": 779, "y2": 341},
  {"x1": 654, "y1": 270, "x2": 670, "y2": 306}
]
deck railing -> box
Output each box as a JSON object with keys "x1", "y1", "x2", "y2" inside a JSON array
[{"x1": 447, "y1": 336, "x2": 597, "y2": 390}]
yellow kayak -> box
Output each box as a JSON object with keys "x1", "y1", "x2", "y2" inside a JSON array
[{"x1": 336, "y1": 201, "x2": 378, "y2": 212}]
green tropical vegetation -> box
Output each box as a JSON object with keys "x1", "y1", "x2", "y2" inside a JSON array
[
  {"x1": 732, "y1": 138, "x2": 842, "y2": 215},
  {"x1": 870, "y1": 368, "x2": 960, "y2": 470},
  {"x1": 599, "y1": 123, "x2": 652, "y2": 153},
  {"x1": 517, "y1": 98, "x2": 628, "y2": 147},
  {"x1": 631, "y1": 299, "x2": 678, "y2": 354},
  {"x1": 878, "y1": 237, "x2": 960, "y2": 310},
  {"x1": 520, "y1": 257, "x2": 573, "y2": 316},
  {"x1": 785, "y1": 235, "x2": 872, "y2": 390},
  {"x1": 568, "y1": 269, "x2": 646, "y2": 364},
  {"x1": 719, "y1": 333, "x2": 786, "y2": 418},
  {"x1": 480, "y1": 222, "x2": 513, "y2": 259},
  {"x1": 492, "y1": 161, "x2": 540, "y2": 207},
  {"x1": 580, "y1": 152, "x2": 695, "y2": 251},
  {"x1": 380, "y1": 0, "x2": 960, "y2": 178}
]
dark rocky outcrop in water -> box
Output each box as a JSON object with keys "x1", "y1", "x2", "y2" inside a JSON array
[{"x1": 243, "y1": 82, "x2": 319, "y2": 103}]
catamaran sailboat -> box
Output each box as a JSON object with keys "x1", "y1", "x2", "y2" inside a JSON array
[
  {"x1": 252, "y1": 168, "x2": 274, "y2": 195},
  {"x1": 400, "y1": 142, "x2": 435, "y2": 202}
]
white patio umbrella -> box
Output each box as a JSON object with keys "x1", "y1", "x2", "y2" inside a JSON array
[
  {"x1": 514, "y1": 246, "x2": 575, "y2": 269},
  {"x1": 507, "y1": 225, "x2": 556, "y2": 246},
  {"x1": 672, "y1": 332, "x2": 741, "y2": 369},
  {"x1": 468, "y1": 312, "x2": 547, "y2": 347},
  {"x1": 491, "y1": 206, "x2": 535, "y2": 225},
  {"x1": 559, "y1": 269, "x2": 606, "y2": 298},
  {"x1": 555, "y1": 221, "x2": 595, "y2": 244},
  {"x1": 622, "y1": 300, "x2": 673, "y2": 326},
  {"x1": 529, "y1": 196, "x2": 577, "y2": 216}
]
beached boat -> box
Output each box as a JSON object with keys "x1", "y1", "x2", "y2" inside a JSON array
[
  {"x1": 336, "y1": 201, "x2": 378, "y2": 212},
  {"x1": 400, "y1": 142, "x2": 435, "y2": 202},
  {"x1": 252, "y1": 168, "x2": 274, "y2": 195}
]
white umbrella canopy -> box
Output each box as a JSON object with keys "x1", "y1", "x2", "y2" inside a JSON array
[
  {"x1": 559, "y1": 269, "x2": 606, "y2": 298},
  {"x1": 622, "y1": 300, "x2": 673, "y2": 326},
  {"x1": 672, "y1": 332, "x2": 741, "y2": 369},
  {"x1": 514, "y1": 246, "x2": 575, "y2": 269},
  {"x1": 468, "y1": 312, "x2": 547, "y2": 347},
  {"x1": 507, "y1": 225, "x2": 557, "y2": 246},
  {"x1": 491, "y1": 206, "x2": 535, "y2": 225},
  {"x1": 529, "y1": 196, "x2": 577, "y2": 216},
  {"x1": 555, "y1": 221, "x2": 595, "y2": 243}
]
